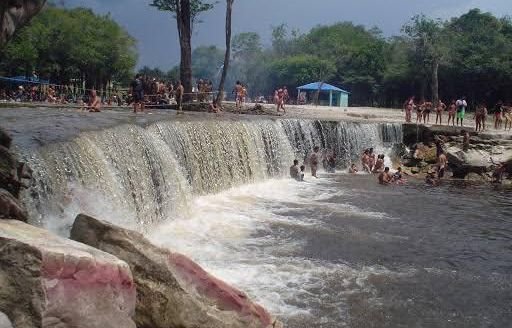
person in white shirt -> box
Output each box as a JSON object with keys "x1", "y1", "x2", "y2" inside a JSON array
[{"x1": 456, "y1": 97, "x2": 468, "y2": 127}]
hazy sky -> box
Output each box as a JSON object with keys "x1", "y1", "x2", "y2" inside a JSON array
[{"x1": 66, "y1": 0, "x2": 512, "y2": 69}]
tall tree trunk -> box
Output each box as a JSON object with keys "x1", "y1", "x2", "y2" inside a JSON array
[
  {"x1": 216, "y1": 0, "x2": 234, "y2": 106},
  {"x1": 431, "y1": 59, "x2": 439, "y2": 104},
  {"x1": 177, "y1": 0, "x2": 193, "y2": 103}
]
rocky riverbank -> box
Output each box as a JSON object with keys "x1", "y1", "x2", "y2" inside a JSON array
[{"x1": 400, "y1": 124, "x2": 512, "y2": 183}]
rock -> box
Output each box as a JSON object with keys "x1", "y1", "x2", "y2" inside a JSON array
[
  {"x1": 0, "y1": 129, "x2": 12, "y2": 149},
  {"x1": 0, "y1": 189, "x2": 28, "y2": 221},
  {"x1": 410, "y1": 167, "x2": 420, "y2": 174},
  {"x1": 465, "y1": 172, "x2": 489, "y2": 182},
  {"x1": 71, "y1": 214, "x2": 279, "y2": 328},
  {"x1": 414, "y1": 143, "x2": 437, "y2": 164},
  {"x1": 0, "y1": 312, "x2": 13, "y2": 328},
  {"x1": 0, "y1": 220, "x2": 136, "y2": 328},
  {"x1": 1, "y1": 1, "x2": 47, "y2": 46}
]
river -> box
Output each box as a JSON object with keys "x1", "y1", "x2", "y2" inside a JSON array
[{"x1": 16, "y1": 115, "x2": 512, "y2": 327}]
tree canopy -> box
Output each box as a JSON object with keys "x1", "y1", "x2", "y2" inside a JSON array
[{"x1": 0, "y1": 5, "x2": 137, "y2": 89}]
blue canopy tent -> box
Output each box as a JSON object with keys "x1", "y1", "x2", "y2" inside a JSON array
[
  {"x1": 0, "y1": 76, "x2": 50, "y2": 85},
  {"x1": 296, "y1": 82, "x2": 350, "y2": 107}
]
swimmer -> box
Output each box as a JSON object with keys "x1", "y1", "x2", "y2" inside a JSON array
[
  {"x1": 378, "y1": 167, "x2": 391, "y2": 185},
  {"x1": 361, "y1": 149, "x2": 371, "y2": 173},
  {"x1": 425, "y1": 170, "x2": 439, "y2": 186},
  {"x1": 349, "y1": 163, "x2": 358, "y2": 174},
  {"x1": 392, "y1": 167, "x2": 406, "y2": 184},
  {"x1": 290, "y1": 160, "x2": 299, "y2": 180},
  {"x1": 299, "y1": 165, "x2": 306, "y2": 182},
  {"x1": 373, "y1": 154, "x2": 385, "y2": 174}
]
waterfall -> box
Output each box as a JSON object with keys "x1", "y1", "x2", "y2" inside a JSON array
[{"x1": 21, "y1": 119, "x2": 403, "y2": 235}]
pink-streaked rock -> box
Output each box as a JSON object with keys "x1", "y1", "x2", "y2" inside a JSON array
[
  {"x1": 71, "y1": 214, "x2": 281, "y2": 328},
  {"x1": 0, "y1": 220, "x2": 136, "y2": 328}
]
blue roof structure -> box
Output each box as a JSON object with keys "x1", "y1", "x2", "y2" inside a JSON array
[{"x1": 297, "y1": 82, "x2": 350, "y2": 94}]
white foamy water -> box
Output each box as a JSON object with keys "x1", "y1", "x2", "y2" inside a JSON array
[{"x1": 149, "y1": 177, "x2": 408, "y2": 323}]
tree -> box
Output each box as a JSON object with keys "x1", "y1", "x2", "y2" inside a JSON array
[
  {"x1": 403, "y1": 15, "x2": 445, "y2": 104},
  {"x1": 192, "y1": 46, "x2": 224, "y2": 81},
  {"x1": 0, "y1": 0, "x2": 47, "y2": 45},
  {"x1": 150, "y1": 0, "x2": 216, "y2": 102},
  {"x1": 215, "y1": 0, "x2": 234, "y2": 106}
]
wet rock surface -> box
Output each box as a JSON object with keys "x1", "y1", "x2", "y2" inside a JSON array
[
  {"x1": 71, "y1": 214, "x2": 279, "y2": 328},
  {"x1": 0, "y1": 219, "x2": 136, "y2": 328}
]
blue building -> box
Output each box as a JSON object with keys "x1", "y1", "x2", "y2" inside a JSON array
[{"x1": 296, "y1": 82, "x2": 350, "y2": 107}]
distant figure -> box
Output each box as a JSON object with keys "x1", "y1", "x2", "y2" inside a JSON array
[
  {"x1": 493, "y1": 101, "x2": 504, "y2": 130},
  {"x1": 349, "y1": 163, "x2": 358, "y2": 174},
  {"x1": 290, "y1": 160, "x2": 300, "y2": 180},
  {"x1": 309, "y1": 146, "x2": 320, "y2": 178},
  {"x1": 208, "y1": 101, "x2": 222, "y2": 113},
  {"x1": 234, "y1": 81, "x2": 243, "y2": 113},
  {"x1": 456, "y1": 97, "x2": 467, "y2": 126},
  {"x1": 130, "y1": 74, "x2": 145, "y2": 113},
  {"x1": 416, "y1": 101, "x2": 424, "y2": 124},
  {"x1": 503, "y1": 105, "x2": 512, "y2": 131},
  {"x1": 475, "y1": 103, "x2": 486, "y2": 132},
  {"x1": 373, "y1": 154, "x2": 385, "y2": 174},
  {"x1": 87, "y1": 90, "x2": 101, "y2": 112},
  {"x1": 425, "y1": 170, "x2": 438, "y2": 186},
  {"x1": 392, "y1": 167, "x2": 405, "y2": 184},
  {"x1": 283, "y1": 86, "x2": 289, "y2": 104},
  {"x1": 435, "y1": 100, "x2": 446, "y2": 125},
  {"x1": 490, "y1": 158, "x2": 507, "y2": 184},
  {"x1": 378, "y1": 167, "x2": 391, "y2": 185},
  {"x1": 422, "y1": 101, "x2": 433, "y2": 124},
  {"x1": 447, "y1": 100, "x2": 457, "y2": 126},
  {"x1": 404, "y1": 96, "x2": 415, "y2": 123},
  {"x1": 175, "y1": 80, "x2": 184, "y2": 113},
  {"x1": 368, "y1": 148, "x2": 376, "y2": 172},
  {"x1": 461, "y1": 130, "x2": 470, "y2": 152},
  {"x1": 437, "y1": 151, "x2": 448, "y2": 179},
  {"x1": 299, "y1": 165, "x2": 306, "y2": 182}
]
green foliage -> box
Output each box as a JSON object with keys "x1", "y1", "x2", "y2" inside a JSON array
[
  {"x1": 0, "y1": 6, "x2": 137, "y2": 88},
  {"x1": 192, "y1": 45, "x2": 224, "y2": 79},
  {"x1": 150, "y1": 0, "x2": 217, "y2": 28},
  {"x1": 232, "y1": 32, "x2": 262, "y2": 60},
  {"x1": 270, "y1": 55, "x2": 336, "y2": 89}
]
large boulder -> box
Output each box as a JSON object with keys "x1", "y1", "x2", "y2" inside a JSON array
[
  {"x1": 0, "y1": 220, "x2": 136, "y2": 328},
  {"x1": 0, "y1": 0, "x2": 47, "y2": 46},
  {"x1": 0, "y1": 189, "x2": 28, "y2": 221},
  {"x1": 71, "y1": 214, "x2": 279, "y2": 328}
]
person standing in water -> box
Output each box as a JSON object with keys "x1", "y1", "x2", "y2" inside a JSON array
[
  {"x1": 290, "y1": 160, "x2": 300, "y2": 180},
  {"x1": 309, "y1": 146, "x2": 321, "y2": 178},
  {"x1": 456, "y1": 97, "x2": 467, "y2": 127},
  {"x1": 461, "y1": 130, "x2": 470, "y2": 152},
  {"x1": 437, "y1": 151, "x2": 448, "y2": 179}
]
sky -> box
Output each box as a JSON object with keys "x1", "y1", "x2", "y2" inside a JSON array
[{"x1": 65, "y1": 0, "x2": 512, "y2": 70}]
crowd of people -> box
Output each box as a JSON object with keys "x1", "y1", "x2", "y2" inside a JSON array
[{"x1": 404, "y1": 96, "x2": 512, "y2": 131}]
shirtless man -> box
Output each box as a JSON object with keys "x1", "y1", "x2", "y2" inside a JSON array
[
  {"x1": 361, "y1": 150, "x2": 371, "y2": 173},
  {"x1": 276, "y1": 88, "x2": 285, "y2": 113},
  {"x1": 87, "y1": 90, "x2": 101, "y2": 112},
  {"x1": 309, "y1": 146, "x2": 321, "y2": 178},
  {"x1": 378, "y1": 167, "x2": 391, "y2": 185},
  {"x1": 493, "y1": 101, "x2": 503, "y2": 130},
  {"x1": 349, "y1": 163, "x2": 358, "y2": 174},
  {"x1": 437, "y1": 151, "x2": 448, "y2": 179},
  {"x1": 422, "y1": 101, "x2": 433, "y2": 124},
  {"x1": 368, "y1": 148, "x2": 376, "y2": 172},
  {"x1": 283, "y1": 86, "x2": 289, "y2": 105},
  {"x1": 234, "y1": 81, "x2": 243, "y2": 113},
  {"x1": 447, "y1": 100, "x2": 457, "y2": 126},
  {"x1": 290, "y1": 160, "x2": 300, "y2": 180},
  {"x1": 130, "y1": 74, "x2": 144, "y2": 113},
  {"x1": 435, "y1": 100, "x2": 446, "y2": 125},
  {"x1": 416, "y1": 101, "x2": 424, "y2": 124},
  {"x1": 175, "y1": 80, "x2": 184, "y2": 113}
]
